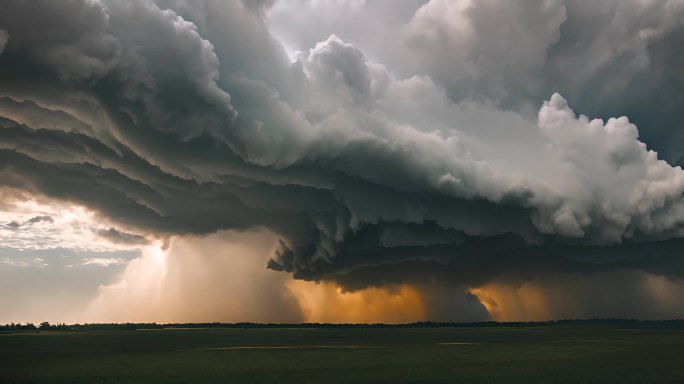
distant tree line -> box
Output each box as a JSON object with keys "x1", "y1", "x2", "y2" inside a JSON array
[
  {"x1": 3, "y1": 319, "x2": 684, "y2": 333},
  {"x1": 1, "y1": 322, "x2": 70, "y2": 331}
]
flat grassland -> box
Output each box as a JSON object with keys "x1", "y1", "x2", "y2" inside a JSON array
[{"x1": 1, "y1": 326, "x2": 683, "y2": 383}]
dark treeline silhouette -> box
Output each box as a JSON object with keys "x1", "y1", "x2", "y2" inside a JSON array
[
  {"x1": 3, "y1": 319, "x2": 684, "y2": 333},
  {"x1": 1, "y1": 322, "x2": 70, "y2": 332}
]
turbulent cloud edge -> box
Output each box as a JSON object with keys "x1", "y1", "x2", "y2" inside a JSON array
[{"x1": 0, "y1": 0, "x2": 683, "y2": 290}]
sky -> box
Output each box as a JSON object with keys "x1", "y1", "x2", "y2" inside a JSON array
[{"x1": 1, "y1": 0, "x2": 684, "y2": 324}]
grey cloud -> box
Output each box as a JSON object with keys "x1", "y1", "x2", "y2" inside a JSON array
[
  {"x1": 405, "y1": 0, "x2": 568, "y2": 104},
  {"x1": 267, "y1": 0, "x2": 427, "y2": 78},
  {"x1": 0, "y1": 216, "x2": 54, "y2": 229},
  {"x1": 269, "y1": 1, "x2": 684, "y2": 161},
  {"x1": 304, "y1": 35, "x2": 372, "y2": 100},
  {"x1": 96, "y1": 228, "x2": 150, "y2": 246},
  {"x1": 1, "y1": 0, "x2": 684, "y2": 320},
  {"x1": 0, "y1": 0, "x2": 119, "y2": 81},
  {"x1": 404, "y1": 0, "x2": 684, "y2": 163},
  {"x1": 27, "y1": 215, "x2": 53, "y2": 224}
]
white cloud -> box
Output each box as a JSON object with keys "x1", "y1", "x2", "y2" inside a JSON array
[
  {"x1": 0, "y1": 187, "x2": 152, "y2": 252},
  {"x1": 81, "y1": 257, "x2": 129, "y2": 267}
]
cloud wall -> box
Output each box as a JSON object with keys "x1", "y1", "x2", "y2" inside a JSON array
[{"x1": 2, "y1": 0, "x2": 684, "y2": 320}]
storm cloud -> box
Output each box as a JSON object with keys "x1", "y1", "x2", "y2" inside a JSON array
[{"x1": 2, "y1": 0, "x2": 684, "y2": 318}]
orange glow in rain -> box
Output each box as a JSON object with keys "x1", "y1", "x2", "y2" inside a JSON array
[
  {"x1": 470, "y1": 283, "x2": 556, "y2": 322},
  {"x1": 288, "y1": 280, "x2": 427, "y2": 324}
]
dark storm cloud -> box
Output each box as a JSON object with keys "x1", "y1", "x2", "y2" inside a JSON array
[
  {"x1": 0, "y1": 29, "x2": 8, "y2": 54},
  {"x1": 1, "y1": 0, "x2": 684, "y2": 295}
]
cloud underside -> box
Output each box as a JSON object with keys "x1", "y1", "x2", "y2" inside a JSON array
[{"x1": 1, "y1": 0, "x2": 684, "y2": 293}]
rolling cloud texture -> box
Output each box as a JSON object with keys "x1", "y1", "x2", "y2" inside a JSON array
[{"x1": 2, "y1": 0, "x2": 684, "y2": 303}]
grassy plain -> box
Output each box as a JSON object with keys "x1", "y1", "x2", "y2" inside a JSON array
[{"x1": 1, "y1": 326, "x2": 683, "y2": 383}]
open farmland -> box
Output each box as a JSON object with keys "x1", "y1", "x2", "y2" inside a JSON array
[{"x1": 1, "y1": 325, "x2": 683, "y2": 383}]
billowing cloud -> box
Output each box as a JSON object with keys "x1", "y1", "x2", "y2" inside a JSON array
[
  {"x1": 402, "y1": 0, "x2": 684, "y2": 161},
  {"x1": 405, "y1": 0, "x2": 567, "y2": 104},
  {"x1": 1, "y1": 0, "x2": 684, "y2": 321}
]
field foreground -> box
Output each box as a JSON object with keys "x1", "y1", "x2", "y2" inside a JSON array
[{"x1": 1, "y1": 325, "x2": 683, "y2": 383}]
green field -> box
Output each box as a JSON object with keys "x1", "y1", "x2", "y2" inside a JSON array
[{"x1": 1, "y1": 326, "x2": 683, "y2": 383}]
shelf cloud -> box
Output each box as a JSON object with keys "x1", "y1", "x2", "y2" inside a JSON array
[{"x1": 2, "y1": 0, "x2": 684, "y2": 321}]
